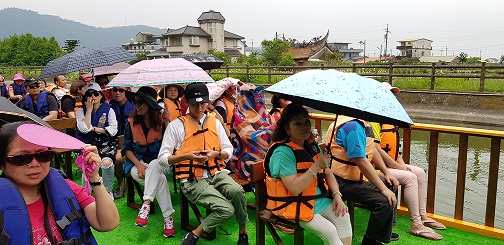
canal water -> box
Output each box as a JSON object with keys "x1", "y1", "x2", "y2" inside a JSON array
[{"x1": 315, "y1": 119, "x2": 504, "y2": 229}]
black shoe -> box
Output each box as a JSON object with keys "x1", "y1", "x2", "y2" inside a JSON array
[
  {"x1": 181, "y1": 231, "x2": 199, "y2": 245},
  {"x1": 237, "y1": 232, "x2": 248, "y2": 245},
  {"x1": 390, "y1": 233, "x2": 400, "y2": 241},
  {"x1": 362, "y1": 235, "x2": 383, "y2": 245},
  {"x1": 113, "y1": 187, "x2": 124, "y2": 199}
]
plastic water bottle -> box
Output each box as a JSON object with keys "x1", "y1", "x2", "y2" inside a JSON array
[{"x1": 97, "y1": 113, "x2": 107, "y2": 128}]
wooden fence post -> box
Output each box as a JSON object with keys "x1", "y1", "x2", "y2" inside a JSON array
[
  {"x1": 226, "y1": 65, "x2": 230, "y2": 77},
  {"x1": 430, "y1": 63, "x2": 436, "y2": 90},
  {"x1": 267, "y1": 66, "x2": 271, "y2": 84},
  {"x1": 480, "y1": 62, "x2": 486, "y2": 92},
  {"x1": 245, "y1": 65, "x2": 250, "y2": 83},
  {"x1": 352, "y1": 63, "x2": 356, "y2": 73},
  {"x1": 388, "y1": 63, "x2": 393, "y2": 84}
]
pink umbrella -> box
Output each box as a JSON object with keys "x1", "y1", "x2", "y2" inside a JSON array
[
  {"x1": 108, "y1": 58, "x2": 214, "y2": 87},
  {"x1": 85, "y1": 62, "x2": 131, "y2": 77},
  {"x1": 207, "y1": 77, "x2": 240, "y2": 102}
]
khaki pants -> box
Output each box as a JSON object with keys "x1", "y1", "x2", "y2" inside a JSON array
[{"x1": 180, "y1": 171, "x2": 249, "y2": 232}]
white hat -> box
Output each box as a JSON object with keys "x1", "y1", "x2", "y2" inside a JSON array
[{"x1": 83, "y1": 82, "x2": 102, "y2": 94}]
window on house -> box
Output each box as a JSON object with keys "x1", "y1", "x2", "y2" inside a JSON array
[
  {"x1": 209, "y1": 23, "x2": 216, "y2": 33},
  {"x1": 190, "y1": 36, "x2": 200, "y2": 45},
  {"x1": 165, "y1": 40, "x2": 169, "y2": 46},
  {"x1": 233, "y1": 39, "x2": 238, "y2": 47},
  {"x1": 174, "y1": 37, "x2": 182, "y2": 46}
]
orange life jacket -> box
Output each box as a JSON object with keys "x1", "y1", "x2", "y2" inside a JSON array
[
  {"x1": 60, "y1": 94, "x2": 82, "y2": 118},
  {"x1": 128, "y1": 118, "x2": 163, "y2": 146},
  {"x1": 174, "y1": 114, "x2": 226, "y2": 180},
  {"x1": 325, "y1": 116, "x2": 376, "y2": 182},
  {"x1": 222, "y1": 97, "x2": 235, "y2": 129},
  {"x1": 164, "y1": 98, "x2": 182, "y2": 122},
  {"x1": 379, "y1": 124, "x2": 400, "y2": 161},
  {"x1": 264, "y1": 139, "x2": 329, "y2": 222}
]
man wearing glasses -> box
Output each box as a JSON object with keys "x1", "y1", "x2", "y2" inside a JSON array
[
  {"x1": 15, "y1": 77, "x2": 59, "y2": 121},
  {"x1": 109, "y1": 86, "x2": 135, "y2": 199}
]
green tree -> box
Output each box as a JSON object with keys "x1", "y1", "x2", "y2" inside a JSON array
[
  {"x1": 278, "y1": 54, "x2": 296, "y2": 66},
  {"x1": 63, "y1": 39, "x2": 80, "y2": 53},
  {"x1": 208, "y1": 49, "x2": 231, "y2": 66},
  {"x1": 0, "y1": 33, "x2": 63, "y2": 66},
  {"x1": 500, "y1": 55, "x2": 504, "y2": 65},
  {"x1": 129, "y1": 51, "x2": 149, "y2": 64},
  {"x1": 466, "y1": 57, "x2": 481, "y2": 64},
  {"x1": 459, "y1": 52, "x2": 468, "y2": 63},
  {"x1": 236, "y1": 52, "x2": 263, "y2": 66},
  {"x1": 261, "y1": 39, "x2": 292, "y2": 66},
  {"x1": 325, "y1": 51, "x2": 344, "y2": 65}
]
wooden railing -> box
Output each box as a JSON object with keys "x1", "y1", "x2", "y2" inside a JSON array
[
  {"x1": 309, "y1": 113, "x2": 504, "y2": 239},
  {"x1": 209, "y1": 63, "x2": 504, "y2": 92}
]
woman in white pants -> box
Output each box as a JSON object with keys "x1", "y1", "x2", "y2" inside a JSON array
[{"x1": 121, "y1": 86, "x2": 176, "y2": 238}]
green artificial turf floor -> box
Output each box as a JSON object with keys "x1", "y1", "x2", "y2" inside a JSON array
[{"x1": 63, "y1": 157, "x2": 502, "y2": 245}]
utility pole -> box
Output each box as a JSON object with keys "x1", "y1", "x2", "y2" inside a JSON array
[
  {"x1": 479, "y1": 50, "x2": 482, "y2": 58},
  {"x1": 445, "y1": 46, "x2": 448, "y2": 56},
  {"x1": 359, "y1": 40, "x2": 366, "y2": 64},
  {"x1": 384, "y1": 24, "x2": 391, "y2": 56}
]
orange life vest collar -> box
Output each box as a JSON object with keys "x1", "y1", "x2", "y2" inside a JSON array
[
  {"x1": 380, "y1": 124, "x2": 400, "y2": 161},
  {"x1": 128, "y1": 117, "x2": 163, "y2": 146},
  {"x1": 164, "y1": 98, "x2": 182, "y2": 122},
  {"x1": 264, "y1": 139, "x2": 329, "y2": 222},
  {"x1": 326, "y1": 116, "x2": 376, "y2": 182},
  {"x1": 174, "y1": 114, "x2": 225, "y2": 180}
]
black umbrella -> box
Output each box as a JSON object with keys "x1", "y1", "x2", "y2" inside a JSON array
[
  {"x1": 0, "y1": 97, "x2": 51, "y2": 127},
  {"x1": 174, "y1": 54, "x2": 224, "y2": 70},
  {"x1": 40, "y1": 47, "x2": 138, "y2": 78}
]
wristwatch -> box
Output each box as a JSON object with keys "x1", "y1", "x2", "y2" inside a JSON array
[{"x1": 89, "y1": 177, "x2": 103, "y2": 186}]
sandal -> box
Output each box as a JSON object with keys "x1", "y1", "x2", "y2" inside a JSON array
[
  {"x1": 423, "y1": 218, "x2": 446, "y2": 230},
  {"x1": 113, "y1": 187, "x2": 124, "y2": 199},
  {"x1": 410, "y1": 226, "x2": 442, "y2": 240}
]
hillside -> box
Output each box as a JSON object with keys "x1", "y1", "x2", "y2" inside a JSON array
[{"x1": 0, "y1": 8, "x2": 166, "y2": 48}]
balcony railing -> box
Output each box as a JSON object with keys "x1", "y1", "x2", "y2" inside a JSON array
[{"x1": 309, "y1": 112, "x2": 504, "y2": 240}]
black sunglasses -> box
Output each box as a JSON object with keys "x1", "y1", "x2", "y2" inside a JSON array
[
  {"x1": 112, "y1": 88, "x2": 125, "y2": 93},
  {"x1": 28, "y1": 84, "x2": 40, "y2": 89},
  {"x1": 132, "y1": 99, "x2": 146, "y2": 106},
  {"x1": 5, "y1": 150, "x2": 54, "y2": 166},
  {"x1": 85, "y1": 91, "x2": 101, "y2": 97}
]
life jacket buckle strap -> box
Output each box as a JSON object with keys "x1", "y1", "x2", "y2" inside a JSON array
[{"x1": 56, "y1": 209, "x2": 84, "y2": 229}]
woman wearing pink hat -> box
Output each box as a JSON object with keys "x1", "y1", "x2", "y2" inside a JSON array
[{"x1": 8, "y1": 73, "x2": 26, "y2": 103}]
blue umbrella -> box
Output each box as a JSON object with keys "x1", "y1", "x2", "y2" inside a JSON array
[
  {"x1": 265, "y1": 69, "x2": 413, "y2": 127},
  {"x1": 40, "y1": 47, "x2": 137, "y2": 78},
  {"x1": 0, "y1": 97, "x2": 51, "y2": 127}
]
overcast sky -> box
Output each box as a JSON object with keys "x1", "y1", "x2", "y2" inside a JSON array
[{"x1": 1, "y1": 0, "x2": 503, "y2": 59}]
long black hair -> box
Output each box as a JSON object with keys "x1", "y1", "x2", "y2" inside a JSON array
[
  {"x1": 272, "y1": 103, "x2": 309, "y2": 142},
  {"x1": 131, "y1": 106, "x2": 163, "y2": 132}
]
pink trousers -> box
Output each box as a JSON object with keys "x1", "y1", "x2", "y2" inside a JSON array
[{"x1": 387, "y1": 165, "x2": 427, "y2": 225}]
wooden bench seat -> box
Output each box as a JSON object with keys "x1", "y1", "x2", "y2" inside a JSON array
[{"x1": 46, "y1": 118, "x2": 77, "y2": 180}]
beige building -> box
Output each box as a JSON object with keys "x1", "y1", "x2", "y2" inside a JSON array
[
  {"x1": 122, "y1": 32, "x2": 161, "y2": 54},
  {"x1": 397, "y1": 38, "x2": 432, "y2": 58},
  {"x1": 148, "y1": 10, "x2": 245, "y2": 59}
]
